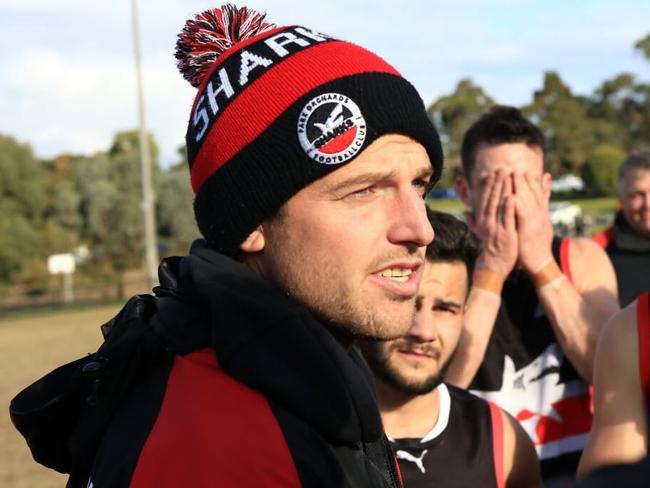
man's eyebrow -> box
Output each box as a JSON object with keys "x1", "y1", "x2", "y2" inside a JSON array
[
  {"x1": 322, "y1": 165, "x2": 433, "y2": 194},
  {"x1": 433, "y1": 298, "x2": 462, "y2": 311},
  {"x1": 417, "y1": 166, "x2": 434, "y2": 180},
  {"x1": 322, "y1": 170, "x2": 398, "y2": 193}
]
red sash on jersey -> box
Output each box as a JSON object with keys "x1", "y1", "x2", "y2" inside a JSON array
[
  {"x1": 637, "y1": 291, "x2": 650, "y2": 403},
  {"x1": 559, "y1": 238, "x2": 573, "y2": 284},
  {"x1": 591, "y1": 226, "x2": 614, "y2": 249},
  {"x1": 488, "y1": 402, "x2": 505, "y2": 488}
]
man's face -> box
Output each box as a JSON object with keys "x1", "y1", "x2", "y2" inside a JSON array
[
  {"x1": 249, "y1": 134, "x2": 434, "y2": 340},
  {"x1": 620, "y1": 167, "x2": 650, "y2": 238},
  {"x1": 360, "y1": 260, "x2": 468, "y2": 395},
  {"x1": 457, "y1": 142, "x2": 551, "y2": 213}
]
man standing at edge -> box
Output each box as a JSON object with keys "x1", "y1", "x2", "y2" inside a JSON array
[
  {"x1": 593, "y1": 148, "x2": 650, "y2": 306},
  {"x1": 444, "y1": 106, "x2": 618, "y2": 484},
  {"x1": 577, "y1": 290, "x2": 650, "y2": 476},
  {"x1": 10, "y1": 4, "x2": 443, "y2": 488},
  {"x1": 360, "y1": 210, "x2": 542, "y2": 488}
]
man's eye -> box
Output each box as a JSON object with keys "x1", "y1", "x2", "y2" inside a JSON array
[
  {"x1": 413, "y1": 178, "x2": 429, "y2": 188},
  {"x1": 413, "y1": 178, "x2": 431, "y2": 196},
  {"x1": 345, "y1": 186, "x2": 373, "y2": 199},
  {"x1": 434, "y1": 307, "x2": 457, "y2": 315}
]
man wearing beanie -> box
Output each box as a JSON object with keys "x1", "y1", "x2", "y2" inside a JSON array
[{"x1": 10, "y1": 4, "x2": 442, "y2": 488}]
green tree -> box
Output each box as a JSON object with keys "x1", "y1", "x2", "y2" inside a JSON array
[
  {"x1": 157, "y1": 146, "x2": 199, "y2": 254},
  {"x1": 626, "y1": 34, "x2": 650, "y2": 148},
  {"x1": 581, "y1": 144, "x2": 626, "y2": 196},
  {"x1": 589, "y1": 73, "x2": 650, "y2": 151},
  {"x1": 75, "y1": 130, "x2": 162, "y2": 289},
  {"x1": 41, "y1": 155, "x2": 83, "y2": 253},
  {"x1": 427, "y1": 78, "x2": 494, "y2": 185},
  {"x1": 0, "y1": 135, "x2": 48, "y2": 283},
  {"x1": 0, "y1": 208, "x2": 41, "y2": 283},
  {"x1": 635, "y1": 33, "x2": 650, "y2": 60},
  {"x1": 523, "y1": 72, "x2": 596, "y2": 176},
  {"x1": 0, "y1": 134, "x2": 47, "y2": 221}
]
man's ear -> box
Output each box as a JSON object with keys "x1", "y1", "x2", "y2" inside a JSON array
[
  {"x1": 456, "y1": 175, "x2": 472, "y2": 207},
  {"x1": 240, "y1": 226, "x2": 266, "y2": 253}
]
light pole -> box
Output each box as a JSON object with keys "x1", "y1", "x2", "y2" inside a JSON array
[{"x1": 130, "y1": 0, "x2": 159, "y2": 289}]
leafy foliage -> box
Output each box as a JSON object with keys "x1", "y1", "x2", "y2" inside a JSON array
[
  {"x1": 635, "y1": 34, "x2": 650, "y2": 60},
  {"x1": 428, "y1": 79, "x2": 495, "y2": 174},
  {"x1": 157, "y1": 147, "x2": 199, "y2": 254},
  {"x1": 580, "y1": 144, "x2": 626, "y2": 196},
  {"x1": 523, "y1": 72, "x2": 598, "y2": 175},
  {"x1": 0, "y1": 130, "x2": 200, "y2": 289},
  {"x1": 0, "y1": 135, "x2": 48, "y2": 282}
]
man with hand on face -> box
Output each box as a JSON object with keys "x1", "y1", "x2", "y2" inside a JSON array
[
  {"x1": 10, "y1": 5, "x2": 443, "y2": 488},
  {"x1": 360, "y1": 210, "x2": 542, "y2": 488},
  {"x1": 593, "y1": 148, "x2": 650, "y2": 306},
  {"x1": 444, "y1": 106, "x2": 619, "y2": 484}
]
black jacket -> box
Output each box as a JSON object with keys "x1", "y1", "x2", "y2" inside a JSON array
[
  {"x1": 594, "y1": 211, "x2": 650, "y2": 306},
  {"x1": 11, "y1": 240, "x2": 401, "y2": 488}
]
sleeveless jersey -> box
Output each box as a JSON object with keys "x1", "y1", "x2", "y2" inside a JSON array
[
  {"x1": 469, "y1": 237, "x2": 592, "y2": 482},
  {"x1": 390, "y1": 384, "x2": 504, "y2": 488},
  {"x1": 637, "y1": 291, "x2": 650, "y2": 404}
]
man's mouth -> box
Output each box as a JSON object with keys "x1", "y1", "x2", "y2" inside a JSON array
[
  {"x1": 397, "y1": 347, "x2": 440, "y2": 360},
  {"x1": 369, "y1": 261, "x2": 422, "y2": 297},
  {"x1": 378, "y1": 267, "x2": 414, "y2": 283}
]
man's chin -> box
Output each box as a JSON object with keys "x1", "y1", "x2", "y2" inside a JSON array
[
  {"x1": 361, "y1": 319, "x2": 412, "y2": 341},
  {"x1": 308, "y1": 297, "x2": 415, "y2": 341},
  {"x1": 393, "y1": 375, "x2": 442, "y2": 396},
  {"x1": 393, "y1": 356, "x2": 454, "y2": 396},
  {"x1": 340, "y1": 323, "x2": 410, "y2": 342},
  {"x1": 630, "y1": 221, "x2": 650, "y2": 238}
]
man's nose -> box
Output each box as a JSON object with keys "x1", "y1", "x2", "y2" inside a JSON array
[
  {"x1": 408, "y1": 308, "x2": 437, "y2": 343},
  {"x1": 387, "y1": 190, "x2": 434, "y2": 247}
]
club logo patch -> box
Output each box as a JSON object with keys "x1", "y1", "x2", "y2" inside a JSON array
[{"x1": 297, "y1": 93, "x2": 366, "y2": 165}]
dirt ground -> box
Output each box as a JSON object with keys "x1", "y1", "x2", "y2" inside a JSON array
[{"x1": 0, "y1": 305, "x2": 120, "y2": 488}]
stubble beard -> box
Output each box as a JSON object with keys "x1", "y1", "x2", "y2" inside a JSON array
[
  {"x1": 363, "y1": 342, "x2": 454, "y2": 396},
  {"x1": 267, "y1": 256, "x2": 416, "y2": 341},
  {"x1": 631, "y1": 211, "x2": 650, "y2": 238},
  {"x1": 261, "y1": 245, "x2": 415, "y2": 341}
]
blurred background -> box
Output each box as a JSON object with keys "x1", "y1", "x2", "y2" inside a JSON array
[{"x1": 1, "y1": 1, "x2": 649, "y2": 486}]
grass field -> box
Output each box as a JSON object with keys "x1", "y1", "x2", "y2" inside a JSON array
[
  {"x1": 0, "y1": 305, "x2": 121, "y2": 488},
  {"x1": 565, "y1": 197, "x2": 618, "y2": 216}
]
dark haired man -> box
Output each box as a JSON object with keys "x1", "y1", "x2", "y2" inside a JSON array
[
  {"x1": 360, "y1": 210, "x2": 542, "y2": 488},
  {"x1": 445, "y1": 106, "x2": 619, "y2": 484},
  {"x1": 593, "y1": 148, "x2": 650, "y2": 306},
  {"x1": 10, "y1": 5, "x2": 443, "y2": 487}
]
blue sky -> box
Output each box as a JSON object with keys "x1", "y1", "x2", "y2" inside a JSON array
[{"x1": 1, "y1": 0, "x2": 649, "y2": 167}]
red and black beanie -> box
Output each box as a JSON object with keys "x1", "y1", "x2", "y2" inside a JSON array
[{"x1": 176, "y1": 4, "x2": 443, "y2": 255}]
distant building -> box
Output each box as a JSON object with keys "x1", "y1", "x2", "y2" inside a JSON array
[
  {"x1": 551, "y1": 175, "x2": 585, "y2": 193},
  {"x1": 549, "y1": 201, "x2": 584, "y2": 236}
]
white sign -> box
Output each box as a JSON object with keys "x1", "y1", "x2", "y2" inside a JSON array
[{"x1": 48, "y1": 253, "x2": 76, "y2": 275}]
